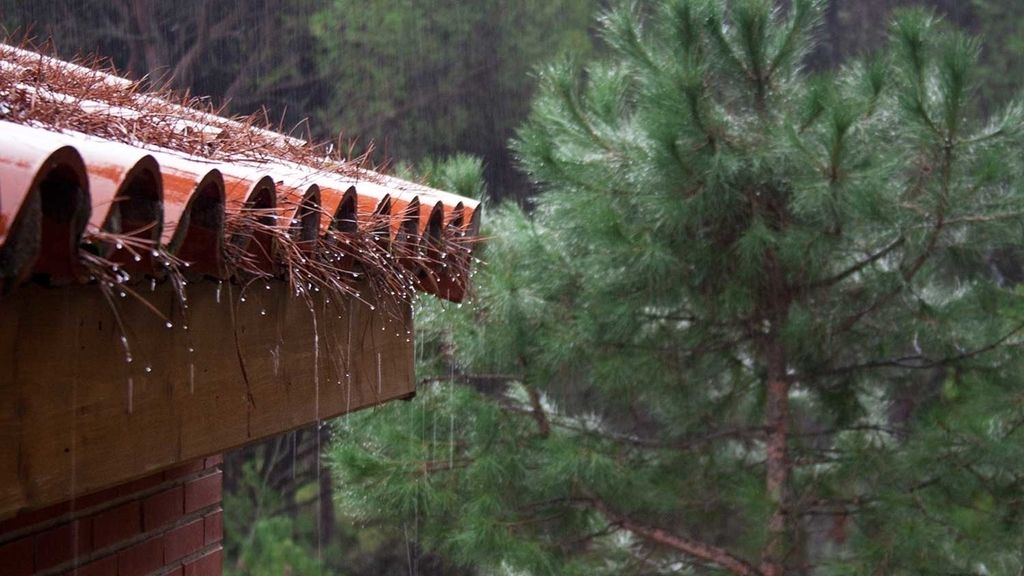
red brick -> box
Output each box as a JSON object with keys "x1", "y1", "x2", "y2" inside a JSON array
[
  {"x1": 203, "y1": 455, "x2": 223, "y2": 469},
  {"x1": 0, "y1": 536, "x2": 33, "y2": 576},
  {"x1": 143, "y1": 486, "x2": 184, "y2": 531},
  {"x1": 164, "y1": 460, "x2": 204, "y2": 481},
  {"x1": 35, "y1": 519, "x2": 92, "y2": 570},
  {"x1": 117, "y1": 536, "x2": 163, "y2": 576},
  {"x1": 91, "y1": 501, "x2": 140, "y2": 550},
  {"x1": 75, "y1": 554, "x2": 117, "y2": 576},
  {"x1": 163, "y1": 519, "x2": 204, "y2": 564},
  {"x1": 203, "y1": 511, "x2": 222, "y2": 546},
  {"x1": 183, "y1": 546, "x2": 222, "y2": 576},
  {"x1": 183, "y1": 472, "x2": 221, "y2": 514}
]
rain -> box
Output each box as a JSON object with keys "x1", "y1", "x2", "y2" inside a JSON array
[{"x1": 1, "y1": 1, "x2": 1024, "y2": 576}]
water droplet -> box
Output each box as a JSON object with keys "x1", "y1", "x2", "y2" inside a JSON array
[
  {"x1": 115, "y1": 242, "x2": 124, "y2": 250},
  {"x1": 133, "y1": 254, "x2": 142, "y2": 262},
  {"x1": 150, "y1": 279, "x2": 157, "y2": 291},
  {"x1": 144, "y1": 365, "x2": 152, "y2": 373},
  {"x1": 260, "y1": 309, "x2": 267, "y2": 316},
  {"x1": 165, "y1": 321, "x2": 174, "y2": 329},
  {"x1": 188, "y1": 347, "x2": 195, "y2": 353},
  {"x1": 240, "y1": 297, "x2": 247, "y2": 303}
]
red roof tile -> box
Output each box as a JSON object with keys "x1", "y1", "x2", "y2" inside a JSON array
[{"x1": 0, "y1": 44, "x2": 480, "y2": 302}]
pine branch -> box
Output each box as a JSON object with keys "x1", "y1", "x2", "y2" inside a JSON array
[
  {"x1": 525, "y1": 384, "x2": 551, "y2": 438},
  {"x1": 810, "y1": 320, "x2": 1024, "y2": 380},
  {"x1": 806, "y1": 237, "x2": 905, "y2": 290},
  {"x1": 584, "y1": 498, "x2": 764, "y2": 576},
  {"x1": 494, "y1": 393, "x2": 763, "y2": 451}
]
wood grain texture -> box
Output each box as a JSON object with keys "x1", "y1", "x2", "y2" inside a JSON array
[{"x1": 0, "y1": 281, "x2": 414, "y2": 518}]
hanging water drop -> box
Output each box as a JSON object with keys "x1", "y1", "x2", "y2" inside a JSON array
[{"x1": 165, "y1": 321, "x2": 174, "y2": 329}]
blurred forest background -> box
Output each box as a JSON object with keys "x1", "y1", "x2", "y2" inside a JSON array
[
  {"x1": 1, "y1": 1, "x2": 1023, "y2": 574},
  {"x1": 2, "y1": 1, "x2": 1021, "y2": 204}
]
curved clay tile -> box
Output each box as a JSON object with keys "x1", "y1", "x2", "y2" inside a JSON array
[
  {"x1": 170, "y1": 169, "x2": 225, "y2": 279},
  {"x1": 0, "y1": 141, "x2": 89, "y2": 290},
  {"x1": 292, "y1": 184, "x2": 321, "y2": 252},
  {"x1": 0, "y1": 45, "x2": 481, "y2": 302}
]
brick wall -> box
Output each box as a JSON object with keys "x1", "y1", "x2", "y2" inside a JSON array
[{"x1": 0, "y1": 456, "x2": 223, "y2": 576}]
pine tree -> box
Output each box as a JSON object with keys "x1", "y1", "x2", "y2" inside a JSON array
[{"x1": 330, "y1": 1, "x2": 1024, "y2": 574}]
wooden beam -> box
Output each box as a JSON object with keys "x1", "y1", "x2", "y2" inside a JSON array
[{"x1": 0, "y1": 281, "x2": 414, "y2": 518}]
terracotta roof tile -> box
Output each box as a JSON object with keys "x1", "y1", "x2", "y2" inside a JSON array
[{"x1": 0, "y1": 44, "x2": 480, "y2": 302}]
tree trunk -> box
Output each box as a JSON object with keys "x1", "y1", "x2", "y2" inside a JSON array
[{"x1": 761, "y1": 334, "x2": 790, "y2": 576}]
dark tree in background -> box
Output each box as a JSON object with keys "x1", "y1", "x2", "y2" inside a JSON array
[
  {"x1": 0, "y1": 0, "x2": 598, "y2": 201},
  {"x1": 4, "y1": 0, "x2": 1021, "y2": 202}
]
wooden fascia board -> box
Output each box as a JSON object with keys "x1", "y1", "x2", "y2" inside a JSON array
[{"x1": 0, "y1": 282, "x2": 413, "y2": 518}]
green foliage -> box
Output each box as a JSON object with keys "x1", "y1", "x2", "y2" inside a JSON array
[
  {"x1": 223, "y1": 459, "x2": 323, "y2": 576},
  {"x1": 225, "y1": 516, "x2": 321, "y2": 576},
  {"x1": 973, "y1": 0, "x2": 1024, "y2": 109},
  {"x1": 310, "y1": 0, "x2": 597, "y2": 190},
  {"x1": 331, "y1": 1, "x2": 1024, "y2": 574}
]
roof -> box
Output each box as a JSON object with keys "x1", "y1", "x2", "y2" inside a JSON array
[{"x1": 0, "y1": 43, "x2": 480, "y2": 303}]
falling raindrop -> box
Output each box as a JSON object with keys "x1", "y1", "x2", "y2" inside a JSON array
[
  {"x1": 377, "y1": 351, "x2": 383, "y2": 396},
  {"x1": 216, "y1": 281, "x2": 222, "y2": 303},
  {"x1": 271, "y1": 344, "x2": 281, "y2": 376}
]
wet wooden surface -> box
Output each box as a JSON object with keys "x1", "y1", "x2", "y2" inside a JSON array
[{"x1": 0, "y1": 280, "x2": 414, "y2": 518}]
